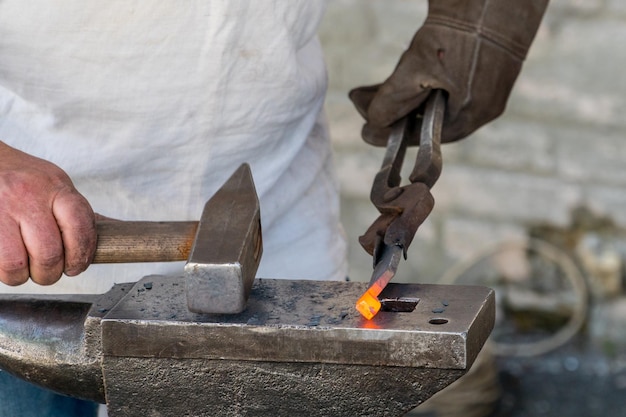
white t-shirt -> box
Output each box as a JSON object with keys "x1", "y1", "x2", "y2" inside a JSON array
[{"x1": 0, "y1": 1, "x2": 347, "y2": 294}]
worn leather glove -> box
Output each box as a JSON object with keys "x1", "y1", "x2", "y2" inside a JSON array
[{"x1": 350, "y1": 0, "x2": 549, "y2": 145}]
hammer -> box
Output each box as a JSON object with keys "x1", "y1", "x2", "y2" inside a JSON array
[{"x1": 92, "y1": 163, "x2": 262, "y2": 314}]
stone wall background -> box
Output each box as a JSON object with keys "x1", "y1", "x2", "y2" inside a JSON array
[{"x1": 319, "y1": 0, "x2": 626, "y2": 347}]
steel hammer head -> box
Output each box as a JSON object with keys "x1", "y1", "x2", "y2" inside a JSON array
[{"x1": 185, "y1": 164, "x2": 262, "y2": 314}]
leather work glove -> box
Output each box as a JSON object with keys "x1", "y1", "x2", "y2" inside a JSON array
[{"x1": 350, "y1": 0, "x2": 550, "y2": 145}]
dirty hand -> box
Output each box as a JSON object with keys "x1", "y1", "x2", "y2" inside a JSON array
[
  {"x1": 0, "y1": 142, "x2": 97, "y2": 286},
  {"x1": 350, "y1": 0, "x2": 549, "y2": 145}
]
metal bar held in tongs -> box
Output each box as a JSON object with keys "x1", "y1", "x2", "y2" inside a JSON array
[{"x1": 356, "y1": 90, "x2": 445, "y2": 320}]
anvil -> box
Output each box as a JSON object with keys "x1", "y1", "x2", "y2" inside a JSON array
[{"x1": 0, "y1": 274, "x2": 494, "y2": 416}]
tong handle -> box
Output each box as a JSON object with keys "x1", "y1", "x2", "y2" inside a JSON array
[
  {"x1": 360, "y1": 90, "x2": 446, "y2": 258},
  {"x1": 410, "y1": 89, "x2": 445, "y2": 188},
  {"x1": 370, "y1": 89, "x2": 445, "y2": 210}
]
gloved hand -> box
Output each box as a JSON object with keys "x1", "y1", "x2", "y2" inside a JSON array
[
  {"x1": 0, "y1": 142, "x2": 97, "y2": 286},
  {"x1": 350, "y1": 0, "x2": 549, "y2": 145}
]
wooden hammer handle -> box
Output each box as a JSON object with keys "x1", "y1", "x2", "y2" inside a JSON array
[{"x1": 93, "y1": 221, "x2": 199, "y2": 264}]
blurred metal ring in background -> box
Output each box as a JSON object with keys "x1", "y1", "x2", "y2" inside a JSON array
[{"x1": 439, "y1": 238, "x2": 588, "y2": 358}]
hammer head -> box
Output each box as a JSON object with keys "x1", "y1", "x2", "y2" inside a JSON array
[{"x1": 185, "y1": 164, "x2": 262, "y2": 314}]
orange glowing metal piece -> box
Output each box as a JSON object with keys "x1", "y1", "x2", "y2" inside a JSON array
[
  {"x1": 356, "y1": 245, "x2": 403, "y2": 320},
  {"x1": 355, "y1": 290, "x2": 381, "y2": 320}
]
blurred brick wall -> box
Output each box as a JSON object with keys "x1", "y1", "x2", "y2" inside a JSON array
[{"x1": 320, "y1": 0, "x2": 626, "y2": 288}]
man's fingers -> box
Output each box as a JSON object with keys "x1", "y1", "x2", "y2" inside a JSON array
[
  {"x1": 19, "y1": 213, "x2": 65, "y2": 286},
  {"x1": 0, "y1": 190, "x2": 96, "y2": 286},
  {"x1": 53, "y1": 189, "x2": 97, "y2": 277},
  {"x1": 0, "y1": 219, "x2": 29, "y2": 286}
]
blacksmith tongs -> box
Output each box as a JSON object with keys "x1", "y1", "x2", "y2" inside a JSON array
[{"x1": 356, "y1": 90, "x2": 446, "y2": 319}]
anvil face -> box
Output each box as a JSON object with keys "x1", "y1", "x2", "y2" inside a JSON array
[{"x1": 102, "y1": 276, "x2": 494, "y2": 370}]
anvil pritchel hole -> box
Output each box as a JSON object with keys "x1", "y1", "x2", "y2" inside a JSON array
[
  {"x1": 429, "y1": 318, "x2": 449, "y2": 325},
  {"x1": 380, "y1": 297, "x2": 420, "y2": 313}
]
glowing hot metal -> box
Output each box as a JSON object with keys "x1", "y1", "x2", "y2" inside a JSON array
[{"x1": 356, "y1": 244, "x2": 403, "y2": 320}]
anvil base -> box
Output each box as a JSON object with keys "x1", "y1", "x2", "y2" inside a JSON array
[{"x1": 105, "y1": 358, "x2": 465, "y2": 416}]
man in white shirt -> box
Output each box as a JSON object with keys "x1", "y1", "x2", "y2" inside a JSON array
[{"x1": 0, "y1": 1, "x2": 548, "y2": 415}]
